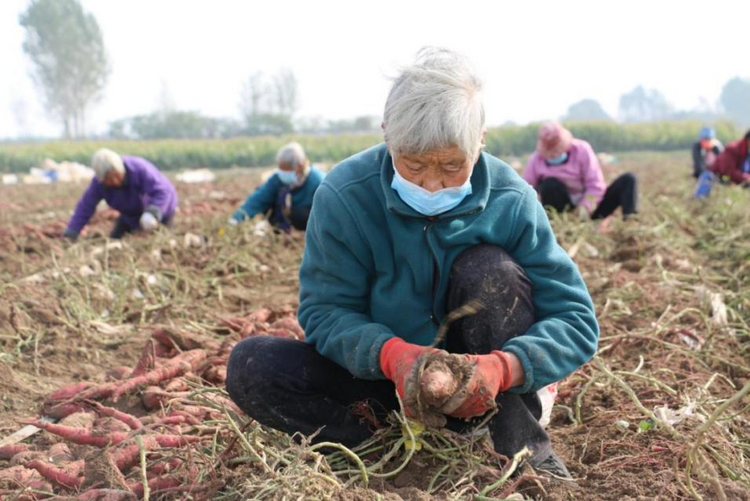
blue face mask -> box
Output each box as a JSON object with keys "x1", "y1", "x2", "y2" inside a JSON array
[
  {"x1": 276, "y1": 169, "x2": 299, "y2": 185},
  {"x1": 391, "y1": 164, "x2": 472, "y2": 216},
  {"x1": 546, "y1": 152, "x2": 569, "y2": 165}
]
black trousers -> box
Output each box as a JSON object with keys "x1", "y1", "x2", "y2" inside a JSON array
[
  {"x1": 109, "y1": 213, "x2": 173, "y2": 239},
  {"x1": 268, "y1": 206, "x2": 311, "y2": 232},
  {"x1": 226, "y1": 245, "x2": 553, "y2": 463},
  {"x1": 538, "y1": 173, "x2": 638, "y2": 219}
]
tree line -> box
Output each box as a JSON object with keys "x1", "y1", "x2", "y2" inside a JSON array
[{"x1": 16, "y1": 0, "x2": 750, "y2": 141}]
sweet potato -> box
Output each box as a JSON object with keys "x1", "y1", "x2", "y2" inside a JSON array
[
  {"x1": 202, "y1": 365, "x2": 227, "y2": 384},
  {"x1": 164, "y1": 377, "x2": 190, "y2": 392},
  {"x1": 65, "y1": 490, "x2": 136, "y2": 501},
  {"x1": 48, "y1": 443, "x2": 75, "y2": 464},
  {"x1": 420, "y1": 361, "x2": 459, "y2": 406},
  {"x1": 0, "y1": 444, "x2": 30, "y2": 461},
  {"x1": 246, "y1": 308, "x2": 273, "y2": 323},
  {"x1": 0, "y1": 465, "x2": 43, "y2": 488},
  {"x1": 141, "y1": 387, "x2": 190, "y2": 410},
  {"x1": 26, "y1": 459, "x2": 83, "y2": 489},
  {"x1": 152, "y1": 327, "x2": 219, "y2": 352},
  {"x1": 109, "y1": 444, "x2": 150, "y2": 472},
  {"x1": 145, "y1": 457, "x2": 182, "y2": 476},
  {"x1": 9, "y1": 451, "x2": 46, "y2": 466},
  {"x1": 269, "y1": 317, "x2": 305, "y2": 339},
  {"x1": 87, "y1": 401, "x2": 142, "y2": 430},
  {"x1": 44, "y1": 401, "x2": 88, "y2": 419},
  {"x1": 111, "y1": 349, "x2": 207, "y2": 402},
  {"x1": 75, "y1": 382, "x2": 118, "y2": 402},
  {"x1": 19, "y1": 420, "x2": 128, "y2": 447},
  {"x1": 129, "y1": 476, "x2": 182, "y2": 497},
  {"x1": 46, "y1": 382, "x2": 95, "y2": 403},
  {"x1": 152, "y1": 434, "x2": 201, "y2": 447}
]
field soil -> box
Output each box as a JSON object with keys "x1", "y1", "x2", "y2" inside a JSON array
[{"x1": 0, "y1": 153, "x2": 748, "y2": 500}]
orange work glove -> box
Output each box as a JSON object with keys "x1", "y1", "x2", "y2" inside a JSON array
[
  {"x1": 379, "y1": 338, "x2": 435, "y2": 402},
  {"x1": 441, "y1": 351, "x2": 514, "y2": 419}
]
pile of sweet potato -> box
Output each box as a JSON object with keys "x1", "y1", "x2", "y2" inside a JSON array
[{"x1": 0, "y1": 308, "x2": 302, "y2": 500}]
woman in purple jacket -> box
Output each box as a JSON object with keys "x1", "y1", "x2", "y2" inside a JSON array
[
  {"x1": 63, "y1": 149, "x2": 178, "y2": 240},
  {"x1": 522, "y1": 122, "x2": 637, "y2": 229}
]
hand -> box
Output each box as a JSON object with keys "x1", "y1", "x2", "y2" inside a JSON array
[
  {"x1": 576, "y1": 204, "x2": 590, "y2": 220},
  {"x1": 379, "y1": 338, "x2": 436, "y2": 403},
  {"x1": 62, "y1": 228, "x2": 78, "y2": 241},
  {"x1": 140, "y1": 212, "x2": 159, "y2": 231},
  {"x1": 440, "y1": 351, "x2": 514, "y2": 419},
  {"x1": 227, "y1": 217, "x2": 239, "y2": 226}
]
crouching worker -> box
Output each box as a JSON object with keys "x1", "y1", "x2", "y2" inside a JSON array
[
  {"x1": 228, "y1": 142, "x2": 325, "y2": 232},
  {"x1": 226, "y1": 48, "x2": 599, "y2": 478},
  {"x1": 692, "y1": 126, "x2": 723, "y2": 179},
  {"x1": 63, "y1": 149, "x2": 178, "y2": 240},
  {"x1": 709, "y1": 129, "x2": 750, "y2": 187},
  {"x1": 523, "y1": 122, "x2": 638, "y2": 230}
]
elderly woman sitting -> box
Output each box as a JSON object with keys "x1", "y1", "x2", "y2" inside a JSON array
[
  {"x1": 228, "y1": 142, "x2": 325, "y2": 232},
  {"x1": 63, "y1": 149, "x2": 178, "y2": 240},
  {"x1": 523, "y1": 122, "x2": 637, "y2": 228},
  {"x1": 226, "y1": 49, "x2": 599, "y2": 478}
]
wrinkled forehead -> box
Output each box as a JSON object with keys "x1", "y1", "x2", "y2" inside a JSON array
[{"x1": 395, "y1": 146, "x2": 470, "y2": 165}]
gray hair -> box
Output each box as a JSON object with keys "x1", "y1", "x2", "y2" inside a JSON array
[
  {"x1": 91, "y1": 148, "x2": 125, "y2": 180},
  {"x1": 276, "y1": 142, "x2": 308, "y2": 168},
  {"x1": 384, "y1": 47, "x2": 485, "y2": 160}
]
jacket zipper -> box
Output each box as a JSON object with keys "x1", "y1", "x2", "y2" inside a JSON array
[{"x1": 424, "y1": 222, "x2": 441, "y2": 327}]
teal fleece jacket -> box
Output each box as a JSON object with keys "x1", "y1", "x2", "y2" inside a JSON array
[
  {"x1": 298, "y1": 143, "x2": 599, "y2": 393},
  {"x1": 232, "y1": 166, "x2": 325, "y2": 222}
]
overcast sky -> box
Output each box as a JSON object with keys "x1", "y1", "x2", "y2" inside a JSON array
[{"x1": 1, "y1": 0, "x2": 747, "y2": 139}]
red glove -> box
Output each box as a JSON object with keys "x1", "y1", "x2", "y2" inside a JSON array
[
  {"x1": 379, "y1": 338, "x2": 435, "y2": 401},
  {"x1": 441, "y1": 351, "x2": 514, "y2": 419}
]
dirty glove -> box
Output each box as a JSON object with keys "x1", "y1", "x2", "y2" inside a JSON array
[
  {"x1": 440, "y1": 351, "x2": 514, "y2": 419},
  {"x1": 379, "y1": 338, "x2": 436, "y2": 403},
  {"x1": 140, "y1": 212, "x2": 158, "y2": 231},
  {"x1": 62, "y1": 228, "x2": 78, "y2": 241},
  {"x1": 227, "y1": 216, "x2": 239, "y2": 226}
]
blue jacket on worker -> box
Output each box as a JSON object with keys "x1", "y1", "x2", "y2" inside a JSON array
[
  {"x1": 231, "y1": 165, "x2": 325, "y2": 231},
  {"x1": 298, "y1": 143, "x2": 599, "y2": 394}
]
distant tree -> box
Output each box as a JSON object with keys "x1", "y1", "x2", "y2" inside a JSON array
[
  {"x1": 719, "y1": 77, "x2": 750, "y2": 126},
  {"x1": 239, "y1": 70, "x2": 298, "y2": 135},
  {"x1": 19, "y1": 0, "x2": 109, "y2": 138},
  {"x1": 562, "y1": 99, "x2": 612, "y2": 122},
  {"x1": 271, "y1": 69, "x2": 299, "y2": 117},
  {"x1": 326, "y1": 115, "x2": 380, "y2": 134},
  {"x1": 109, "y1": 111, "x2": 241, "y2": 139},
  {"x1": 618, "y1": 86, "x2": 673, "y2": 122}
]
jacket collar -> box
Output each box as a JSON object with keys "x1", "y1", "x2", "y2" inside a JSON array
[{"x1": 380, "y1": 145, "x2": 490, "y2": 220}]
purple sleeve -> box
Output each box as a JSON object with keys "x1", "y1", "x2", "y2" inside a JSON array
[
  {"x1": 66, "y1": 180, "x2": 103, "y2": 234},
  {"x1": 522, "y1": 155, "x2": 540, "y2": 188},
  {"x1": 127, "y1": 157, "x2": 175, "y2": 217},
  {"x1": 579, "y1": 144, "x2": 606, "y2": 212}
]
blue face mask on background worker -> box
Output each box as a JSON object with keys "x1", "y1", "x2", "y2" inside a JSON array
[
  {"x1": 391, "y1": 166, "x2": 473, "y2": 216},
  {"x1": 276, "y1": 169, "x2": 299, "y2": 185}
]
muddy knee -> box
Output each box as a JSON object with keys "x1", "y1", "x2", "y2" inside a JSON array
[{"x1": 226, "y1": 336, "x2": 280, "y2": 415}]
